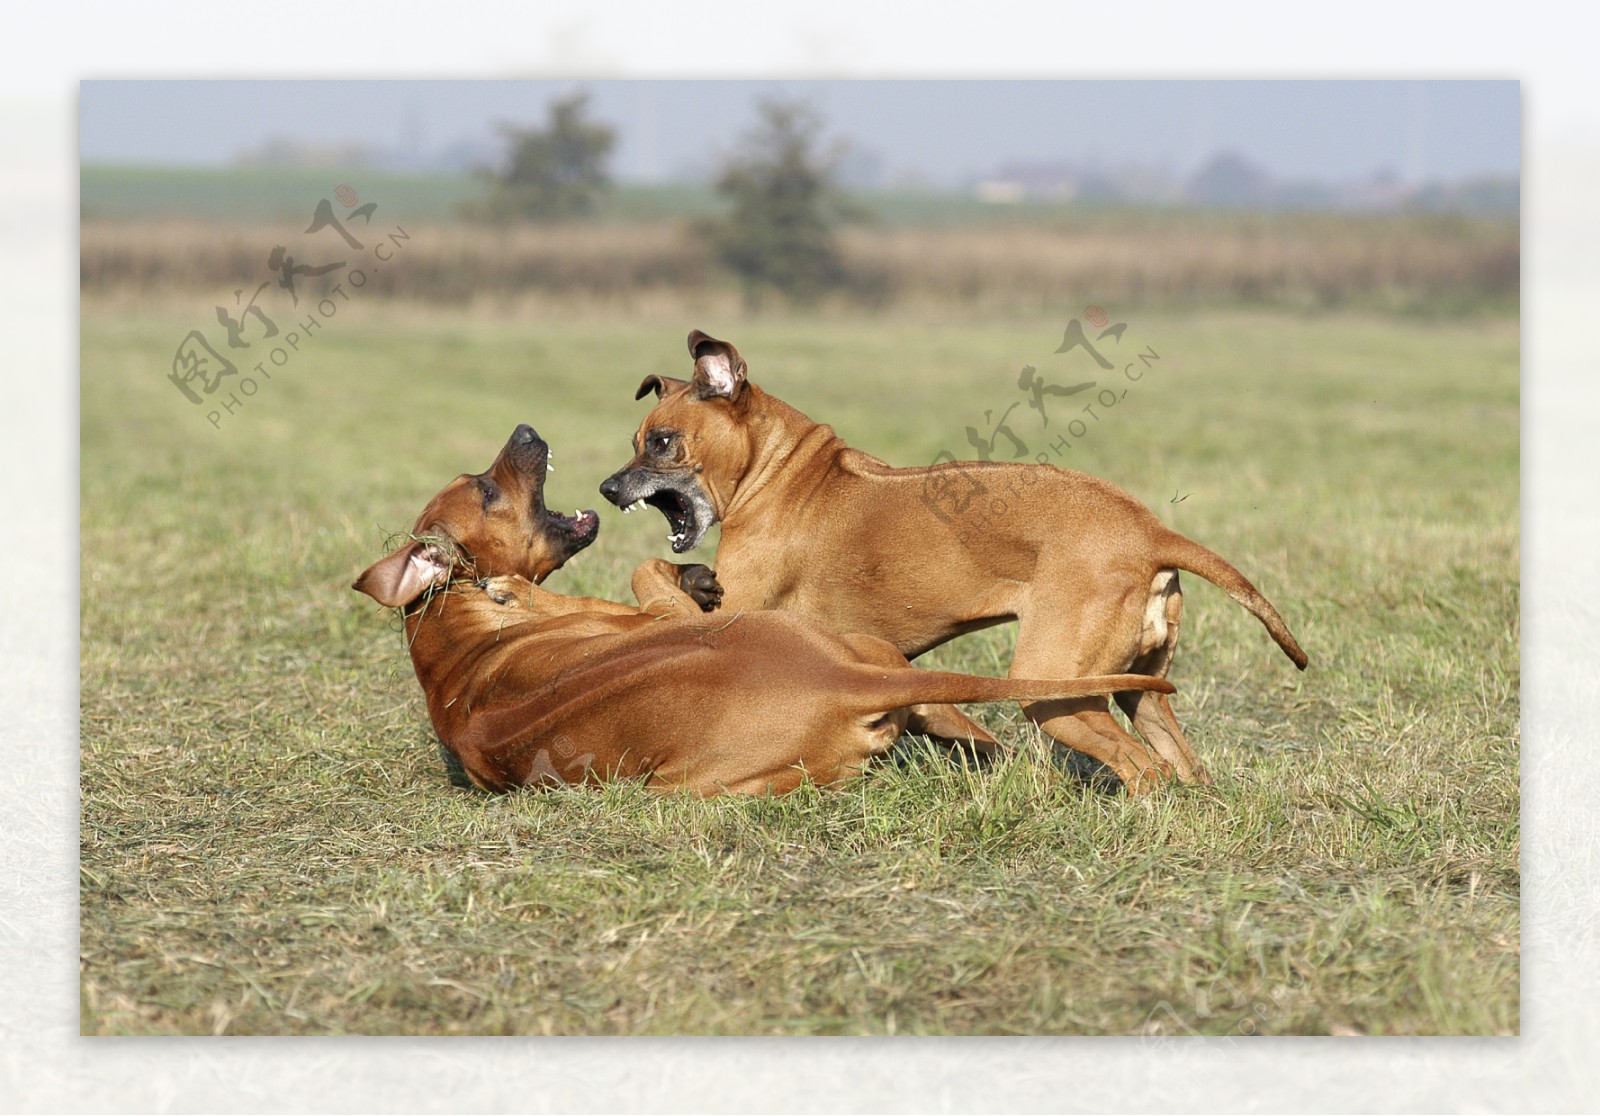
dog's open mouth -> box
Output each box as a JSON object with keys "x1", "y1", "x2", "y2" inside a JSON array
[
  {"x1": 647, "y1": 489, "x2": 696, "y2": 552},
  {"x1": 545, "y1": 507, "x2": 600, "y2": 549},
  {"x1": 619, "y1": 485, "x2": 706, "y2": 553}
]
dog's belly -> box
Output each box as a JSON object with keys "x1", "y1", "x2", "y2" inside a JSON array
[
  {"x1": 790, "y1": 584, "x2": 1018, "y2": 660},
  {"x1": 901, "y1": 614, "x2": 1015, "y2": 660}
]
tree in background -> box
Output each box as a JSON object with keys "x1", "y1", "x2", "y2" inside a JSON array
[
  {"x1": 710, "y1": 99, "x2": 859, "y2": 308},
  {"x1": 473, "y1": 92, "x2": 616, "y2": 221}
]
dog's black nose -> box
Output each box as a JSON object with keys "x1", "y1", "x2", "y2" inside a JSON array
[
  {"x1": 599, "y1": 474, "x2": 621, "y2": 504},
  {"x1": 512, "y1": 424, "x2": 538, "y2": 445}
]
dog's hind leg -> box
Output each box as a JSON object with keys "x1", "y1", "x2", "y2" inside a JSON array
[
  {"x1": 832, "y1": 632, "x2": 1001, "y2": 760},
  {"x1": 1010, "y1": 591, "x2": 1173, "y2": 794},
  {"x1": 1115, "y1": 570, "x2": 1211, "y2": 785},
  {"x1": 903, "y1": 703, "x2": 1004, "y2": 761}
]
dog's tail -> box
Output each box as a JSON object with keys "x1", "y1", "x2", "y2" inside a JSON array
[
  {"x1": 1157, "y1": 530, "x2": 1309, "y2": 670},
  {"x1": 853, "y1": 670, "x2": 1175, "y2": 715}
]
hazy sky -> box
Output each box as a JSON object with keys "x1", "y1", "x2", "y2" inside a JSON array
[{"x1": 79, "y1": 79, "x2": 1519, "y2": 188}]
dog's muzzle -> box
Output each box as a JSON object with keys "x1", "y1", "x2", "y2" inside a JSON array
[{"x1": 600, "y1": 468, "x2": 716, "y2": 554}]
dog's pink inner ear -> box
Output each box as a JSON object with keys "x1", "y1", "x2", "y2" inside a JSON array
[
  {"x1": 352, "y1": 541, "x2": 451, "y2": 608},
  {"x1": 692, "y1": 351, "x2": 746, "y2": 399},
  {"x1": 687, "y1": 332, "x2": 747, "y2": 391}
]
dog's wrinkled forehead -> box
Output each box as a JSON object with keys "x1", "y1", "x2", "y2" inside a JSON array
[
  {"x1": 630, "y1": 382, "x2": 702, "y2": 446},
  {"x1": 413, "y1": 474, "x2": 479, "y2": 533}
]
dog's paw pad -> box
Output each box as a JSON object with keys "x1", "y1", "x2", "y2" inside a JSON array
[
  {"x1": 678, "y1": 564, "x2": 724, "y2": 611},
  {"x1": 483, "y1": 577, "x2": 522, "y2": 606}
]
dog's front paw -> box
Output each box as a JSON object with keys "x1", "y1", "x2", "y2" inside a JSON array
[
  {"x1": 678, "y1": 564, "x2": 723, "y2": 612},
  {"x1": 483, "y1": 576, "x2": 523, "y2": 607}
]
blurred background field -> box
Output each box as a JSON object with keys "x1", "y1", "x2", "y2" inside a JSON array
[
  {"x1": 81, "y1": 166, "x2": 1517, "y2": 317},
  {"x1": 78, "y1": 81, "x2": 1519, "y2": 1036}
]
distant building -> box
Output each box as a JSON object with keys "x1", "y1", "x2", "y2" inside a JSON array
[
  {"x1": 233, "y1": 138, "x2": 375, "y2": 169},
  {"x1": 975, "y1": 162, "x2": 1080, "y2": 204},
  {"x1": 1339, "y1": 169, "x2": 1409, "y2": 211},
  {"x1": 975, "y1": 155, "x2": 1258, "y2": 209}
]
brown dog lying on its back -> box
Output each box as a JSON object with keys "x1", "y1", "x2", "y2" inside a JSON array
[
  {"x1": 600, "y1": 331, "x2": 1309, "y2": 794},
  {"x1": 352, "y1": 423, "x2": 1178, "y2": 796}
]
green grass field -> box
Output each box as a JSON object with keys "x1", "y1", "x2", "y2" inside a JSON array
[
  {"x1": 79, "y1": 296, "x2": 1518, "y2": 1035},
  {"x1": 78, "y1": 162, "x2": 1208, "y2": 224},
  {"x1": 82, "y1": 164, "x2": 749, "y2": 227}
]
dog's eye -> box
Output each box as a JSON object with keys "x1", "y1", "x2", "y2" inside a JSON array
[
  {"x1": 477, "y1": 477, "x2": 499, "y2": 508},
  {"x1": 648, "y1": 432, "x2": 672, "y2": 455}
]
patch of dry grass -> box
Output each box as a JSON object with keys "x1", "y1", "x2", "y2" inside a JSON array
[{"x1": 80, "y1": 210, "x2": 1517, "y2": 316}]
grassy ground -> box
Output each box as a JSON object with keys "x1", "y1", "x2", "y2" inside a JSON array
[{"x1": 79, "y1": 297, "x2": 1518, "y2": 1035}]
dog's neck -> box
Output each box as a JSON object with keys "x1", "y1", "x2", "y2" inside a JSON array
[
  {"x1": 401, "y1": 576, "x2": 534, "y2": 639},
  {"x1": 720, "y1": 387, "x2": 852, "y2": 527}
]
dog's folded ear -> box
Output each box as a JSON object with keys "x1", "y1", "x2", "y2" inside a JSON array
[
  {"x1": 687, "y1": 329, "x2": 747, "y2": 400},
  {"x1": 353, "y1": 538, "x2": 453, "y2": 609},
  {"x1": 635, "y1": 374, "x2": 688, "y2": 401}
]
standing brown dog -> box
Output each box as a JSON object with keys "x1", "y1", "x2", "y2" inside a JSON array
[
  {"x1": 599, "y1": 332, "x2": 1308, "y2": 793},
  {"x1": 353, "y1": 423, "x2": 1177, "y2": 795}
]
